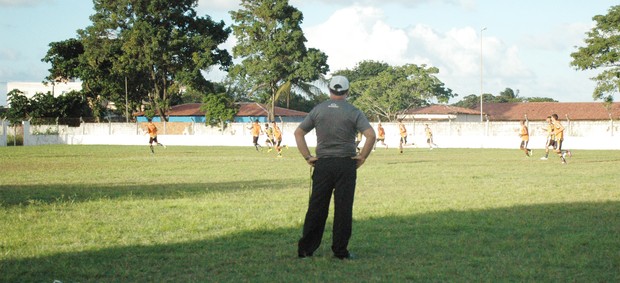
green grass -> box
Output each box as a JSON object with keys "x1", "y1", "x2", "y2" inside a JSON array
[{"x1": 1, "y1": 145, "x2": 619, "y2": 282}]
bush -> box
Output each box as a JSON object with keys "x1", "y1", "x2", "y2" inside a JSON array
[{"x1": 7, "y1": 135, "x2": 23, "y2": 146}]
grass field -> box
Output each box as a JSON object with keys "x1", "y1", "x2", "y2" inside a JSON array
[{"x1": 1, "y1": 145, "x2": 619, "y2": 282}]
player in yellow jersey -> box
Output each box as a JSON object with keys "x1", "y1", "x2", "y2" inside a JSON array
[
  {"x1": 271, "y1": 121, "x2": 285, "y2": 157},
  {"x1": 264, "y1": 123, "x2": 275, "y2": 152},
  {"x1": 540, "y1": 116, "x2": 556, "y2": 160},
  {"x1": 424, "y1": 124, "x2": 438, "y2": 150},
  {"x1": 398, "y1": 119, "x2": 407, "y2": 154},
  {"x1": 551, "y1": 114, "x2": 572, "y2": 164},
  {"x1": 145, "y1": 118, "x2": 166, "y2": 154},
  {"x1": 374, "y1": 122, "x2": 388, "y2": 150},
  {"x1": 519, "y1": 120, "x2": 532, "y2": 157}
]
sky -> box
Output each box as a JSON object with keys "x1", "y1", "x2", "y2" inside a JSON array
[{"x1": 0, "y1": 0, "x2": 617, "y2": 106}]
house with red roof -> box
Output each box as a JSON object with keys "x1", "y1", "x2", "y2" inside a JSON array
[
  {"x1": 399, "y1": 104, "x2": 482, "y2": 122},
  {"x1": 135, "y1": 102, "x2": 308, "y2": 123},
  {"x1": 401, "y1": 102, "x2": 620, "y2": 122},
  {"x1": 480, "y1": 102, "x2": 620, "y2": 121}
]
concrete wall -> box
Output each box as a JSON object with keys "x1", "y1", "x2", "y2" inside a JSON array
[
  {"x1": 0, "y1": 120, "x2": 7, "y2": 146},
  {"x1": 20, "y1": 120, "x2": 620, "y2": 150}
]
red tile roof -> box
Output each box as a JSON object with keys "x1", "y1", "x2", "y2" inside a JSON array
[
  {"x1": 167, "y1": 103, "x2": 204, "y2": 116},
  {"x1": 404, "y1": 104, "x2": 481, "y2": 115},
  {"x1": 136, "y1": 102, "x2": 308, "y2": 117},
  {"x1": 480, "y1": 102, "x2": 620, "y2": 121},
  {"x1": 236, "y1": 102, "x2": 308, "y2": 117}
]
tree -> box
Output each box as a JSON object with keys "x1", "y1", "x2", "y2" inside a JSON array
[
  {"x1": 230, "y1": 0, "x2": 328, "y2": 120},
  {"x1": 43, "y1": 0, "x2": 232, "y2": 121},
  {"x1": 340, "y1": 61, "x2": 455, "y2": 122},
  {"x1": 201, "y1": 92, "x2": 238, "y2": 130},
  {"x1": 5, "y1": 89, "x2": 31, "y2": 124},
  {"x1": 571, "y1": 5, "x2": 620, "y2": 102}
]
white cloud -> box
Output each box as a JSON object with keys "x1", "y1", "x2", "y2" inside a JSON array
[
  {"x1": 305, "y1": 5, "x2": 409, "y2": 72},
  {"x1": 305, "y1": 5, "x2": 537, "y2": 98},
  {"x1": 196, "y1": 0, "x2": 239, "y2": 12},
  {"x1": 0, "y1": 0, "x2": 46, "y2": 7}
]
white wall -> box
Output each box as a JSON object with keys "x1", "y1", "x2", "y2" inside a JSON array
[{"x1": 19, "y1": 120, "x2": 620, "y2": 150}]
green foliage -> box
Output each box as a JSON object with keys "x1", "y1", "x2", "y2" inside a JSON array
[
  {"x1": 570, "y1": 5, "x2": 620, "y2": 102},
  {"x1": 3, "y1": 89, "x2": 92, "y2": 125},
  {"x1": 339, "y1": 61, "x2": 455, "y2": 121},
  {"x1": 201, "y1": 93, "x2": 238, "y2": 129},
  {"x1": 6, "y1": 134, "x2": 23, "y2": 146},
  {"x1": 229, "y1": 0, "x2": 328, "y2": 119},
  {"x1": 452, "y1": 88, "x2": 557, "y2": 108},
  {"x1": 43, "y1": 0, "x2": 232, "y2": 121},
  {"x1": 5, "y1": 89, "x2": 30, "y2": 124}
]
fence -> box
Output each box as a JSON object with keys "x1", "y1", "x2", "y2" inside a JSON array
[{"x1": 7, "y1": 119, "x2": 620, "y2": 150}]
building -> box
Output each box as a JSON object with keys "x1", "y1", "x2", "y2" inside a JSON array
[
  {"x1": 401, "y1": 102, "x2": 620, "y2": 122},
  {"x1": 399, "y1": 104, "x2": 483, "y2": 122},
  {"x1": 135, "y1": 102, "x2": 308, "y2": 123},
  {"x1": 4, "y1": 81, "x2": 82, "y2": 107},
  {"x1": 481, "y1": 102, "x2": 620, "y2": 121}
]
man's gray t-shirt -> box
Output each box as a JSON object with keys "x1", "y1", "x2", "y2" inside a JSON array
[{"x1": 298, "y1": 99, "x2": 372, "y2": 158}]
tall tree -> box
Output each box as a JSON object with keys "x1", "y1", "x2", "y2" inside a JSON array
[
  {"x1": 342, "y1": 62, "x2": 455, "y2": 122},
  {"x1": 44, "y1": 0, "x2": 232, "y2": 121},
  {"x1": 230, "y1": 0, "x2": 328, "y2": 120},
  {"x1": 571, "y1": 5, "x2": 620, "y2": 103}
]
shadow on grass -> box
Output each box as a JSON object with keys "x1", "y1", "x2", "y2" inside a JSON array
[
  {"x1": 1, "y1": 202, "x2": 618, "y2": 282},
  {"x1": 0, "y1": 179, "x2": 303, "y2": 207}
]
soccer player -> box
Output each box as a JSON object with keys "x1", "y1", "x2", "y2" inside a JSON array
[
  {"x1": 264, "y1": 123, "x2": 275, "y2": 152},
  {"x1": 424, "y1": 124, "x2": 438, "y2": 150},
  {"x1": 355, "y1": 131, "x2": 363, "y2": 153},
  {"x1": 550, "y1": 114, "x2": 572, "y2": 164},
  {"x1": 272, "y1": 121, "x2": 285, "y2": 157},
  {"x1": 519, "y1": 120, "x2": 532, "y2": 157},
  {"x1": 145, "y1": 118, "x2": 166, "y2": 154},
  {"x1": 249, "y1": 120, "x2": 263, "y2": 151},
  {"x1": 398, "y1": 119, "x2": 407, "y2": 154},
  {"x1": 540, "y1": 116, "x2": 556, "y2": 160},
  {"x1": 374, "y1": 122, "x2": 388, "y2": 150}
]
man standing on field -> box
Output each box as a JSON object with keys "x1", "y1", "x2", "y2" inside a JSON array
[{"x1": 294, "y1": 75, "x2": 376, "y2": 260}]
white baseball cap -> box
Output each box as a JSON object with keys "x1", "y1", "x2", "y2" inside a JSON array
[{"x1": 329, "y1": 75, "x2": 350, "y2": 93}]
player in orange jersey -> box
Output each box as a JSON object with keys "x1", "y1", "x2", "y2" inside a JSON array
[
  {"x1": 551, "y1": 114, "x2": 572, "y2": 164},
  {"x1": 145, "y1": 118, "x2": 166, "y2": 154},
  {"x1": 249, "y1": 120, "x2": 263, "y2": 151},
  {"x1": 272, "y1": 121, "x2": 285, "y2": 157},
  {"x1": 540, "y1": 116, "x2": 556, "y2": 160},
  {"x1": 519, "y1": 120, "x2": 532, "y2": 157},
  {"x1": 398, "y1": 119, "x2": 407, "y2": 154},
  {"x1": 374, "y1": 122, "x2": 388, "y2": 150}
]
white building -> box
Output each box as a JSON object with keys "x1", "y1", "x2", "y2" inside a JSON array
[{"x1": 4, "y1": 81, "x2": 82, "y2": 107}]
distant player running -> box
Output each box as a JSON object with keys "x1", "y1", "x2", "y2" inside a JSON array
[
  {"x1": 551, "y1": 114, "x2": 572, "y2": 164},
  {"x1": 424, "y1": 124, "x2": 438, "y2": 150},
  {"x1": 540, "y1": 116, "x2": 557, "y2": 160},
  {"x1": 249, "y1": 120, "x2": 263, "y2": 151},
  {"x1": 146, "y1": 118, "x2": 166, "y2": 154},
  {"x1": 264, "y1": 123, "x2": 275, "y2": 152},
  {"x1": 374, "y1": 122, "x2": 388, "y2": 150},
  {"x1": 519, "y1": 120, "x2": 532, "y2": 157},
  {"x1": 398, "y1": 119, "x2": 407, "y2": 154},
  {"x1": 272, "y1": 121, "x2": 285, "y2": 157}
]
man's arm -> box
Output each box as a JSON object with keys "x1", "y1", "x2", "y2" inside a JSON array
[
  {"x1": 352, "y1": 127, "x2": 376, "y2": 168},
  {"x1": 294, "y1": 127, "x2": 317, "y2": 166}
]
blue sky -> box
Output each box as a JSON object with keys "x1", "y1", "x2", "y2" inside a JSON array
[{"x1": 1, "y1": 0, "x2": 617, "y2": 106}]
